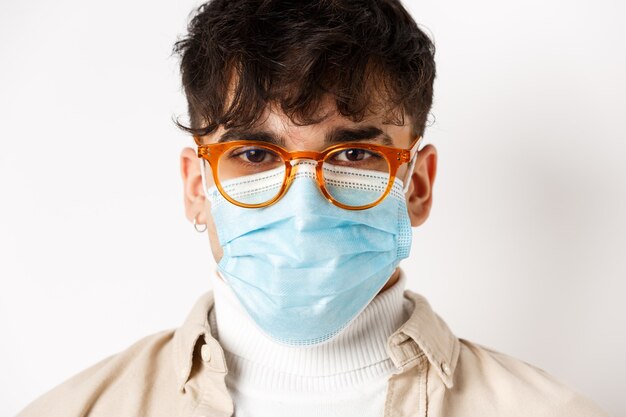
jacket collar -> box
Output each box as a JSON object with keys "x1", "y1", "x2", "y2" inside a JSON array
[
  {"x1": 172, "y1": 281, "x2": 460, "y2": 391},
  {"x1": 173, "y1": 290, "x2": 219, "y2": 393},
  {"x1": 386, "y1": 290, "x2": 460, "y2": 388}
]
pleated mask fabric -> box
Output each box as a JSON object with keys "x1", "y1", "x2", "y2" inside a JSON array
[{"x1": 205, "y1": 161, "x2": 412, "y2": 346}]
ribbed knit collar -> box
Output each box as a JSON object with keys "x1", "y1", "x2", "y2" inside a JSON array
[{"x1": 209, "y1": 268, "x2": 409, "y2": 391}]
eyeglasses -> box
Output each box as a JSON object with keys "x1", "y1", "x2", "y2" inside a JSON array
[{"x1": 194, "y1": 135, "x2": 422, "y2": 210}]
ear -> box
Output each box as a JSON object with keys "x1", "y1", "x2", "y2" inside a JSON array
[
  {"x1": 180, "y1": 147, "x2": 210, "y2": 225},
  {"x1": 405, "y1": 144, "x2": 438, "y2": 227}
]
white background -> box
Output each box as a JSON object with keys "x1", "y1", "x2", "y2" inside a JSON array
[{"x1": 1, "y1": 0, "x2": 624, "y2": 415}]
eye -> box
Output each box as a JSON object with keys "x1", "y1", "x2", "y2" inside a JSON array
[
  {"x1": 334, "y1": 148, "x2": 373, "y2": 162},
  {"x1": 231, "y1": 147, "x2": 279, "y2": 164}
]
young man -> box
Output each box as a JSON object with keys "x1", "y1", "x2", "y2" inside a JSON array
[{"x1": 17, "y1": 0, "x2": 610, "y2": 416}]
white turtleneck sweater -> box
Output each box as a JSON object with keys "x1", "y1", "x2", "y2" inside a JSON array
[{"x1": 208, "y1": 269, "x2": 411, "y2": 417}]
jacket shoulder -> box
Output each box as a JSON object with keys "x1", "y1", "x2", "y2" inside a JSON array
[
  {"x1": 16, "y1": 329, "x2": 178, "y2": 417},
  {"x1": 441, "y1": 338, "x2": 611, "y2": 417}
]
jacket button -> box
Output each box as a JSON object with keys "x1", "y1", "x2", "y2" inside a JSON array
[
  {"x1": 441, "y1": 362, "x2": 451, "y2": 375},
  {"x1": 201, "y1": 344, "x2": 212, "y2": 362}
]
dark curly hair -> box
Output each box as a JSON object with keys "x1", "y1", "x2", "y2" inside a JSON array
[{"x1": 173, "y1": 0, "x2": 436, "y2": 138}]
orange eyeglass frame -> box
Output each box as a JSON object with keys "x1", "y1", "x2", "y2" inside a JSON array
[{"x1": 193, "y1": 135, "x2": 422, "y2": 210}]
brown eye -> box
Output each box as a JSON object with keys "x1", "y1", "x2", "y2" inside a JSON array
[
  {"x1": 243, "y1": 149, "x2": 269, "y2": 163},
  {"x1": 344, "y1": 149, "x2": 365, "y2": 161},
  {"x1": 229, "y1": 147, "x2": 279, "y2": 164},
  {"x1": 334, "y1": 148, "x2": 372, "y2": 162}
]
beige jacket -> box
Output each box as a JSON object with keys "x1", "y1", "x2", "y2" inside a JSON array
[{"x1": 17, "y1": 290, "x2": 610, "y2": 417}]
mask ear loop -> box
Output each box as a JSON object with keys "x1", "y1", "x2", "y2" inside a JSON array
[
  {"x1": 199, "y1": 157, "x2": 210, "y2": 200},
  {"x1": 401, "y1": 137, "x2": 422, "y2": 194}
]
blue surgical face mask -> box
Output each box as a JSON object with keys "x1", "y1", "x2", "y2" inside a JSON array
[{"x1": 202, "y1": 160, "x2": 412, "y2": 347}]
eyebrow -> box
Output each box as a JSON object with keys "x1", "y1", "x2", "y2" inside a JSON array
[
  {"x1": 325, "y1": 126, "x2": 393, "y2": 146},
  {"x1": 217, "y1": 129, "x2": 286, "y2": 146},
  {"x1": 216, "y1": 125, "x2": 393, "y2": 146}
]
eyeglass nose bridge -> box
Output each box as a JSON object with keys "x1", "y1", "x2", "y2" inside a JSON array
[
  {"x1": 285, "y1": 155, "x2": 325, "y2": 190},
  {"x1": 285, "y1": 150, "x2": 324, "y2": 170}
]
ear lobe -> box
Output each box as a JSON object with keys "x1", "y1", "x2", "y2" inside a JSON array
[{"x1": 405, "y1": 144, "x2": 438, "y2": 227}]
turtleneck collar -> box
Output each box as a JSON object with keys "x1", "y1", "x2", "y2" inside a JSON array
[{"x1": 209, "y1": 268, "x2": 410, "y2": 392}]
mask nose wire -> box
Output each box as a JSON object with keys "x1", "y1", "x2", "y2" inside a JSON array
[
  {"x1": 289, "y1": 157, "x2": 317, "y2": 167},
  {"x1": 287, "y1": 158, "x2": 321, "y2": 184},
  {"x1": 202, "y1": 153, "x2": 413, "y2": 204},
  {"x1": 285, "y1": 157, "x2": 324, "y2": 195}
]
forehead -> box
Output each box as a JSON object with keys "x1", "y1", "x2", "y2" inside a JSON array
[{"x1": 206, "y1": 98, "x2": 414, "y2": 151}]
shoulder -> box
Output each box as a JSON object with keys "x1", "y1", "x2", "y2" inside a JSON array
[
  {"x1": 445, "y1": 338, "x2": 611, "y2": 417},
  {"x1": 16, "y1": 329, "x2": 179, "y2": 417}
]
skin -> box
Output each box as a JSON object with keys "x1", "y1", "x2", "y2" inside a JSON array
[{"x1": 180, "y1": 98, "x2": 438, "y2": 294}]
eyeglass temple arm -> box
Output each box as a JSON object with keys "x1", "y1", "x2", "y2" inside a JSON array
[{"x1": 402, "y1": 136, "x2": 423, "y2": 193}]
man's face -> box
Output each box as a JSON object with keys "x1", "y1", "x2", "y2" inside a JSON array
[{"x1": 180, "y1": 98, "x2": 438, "y2": 264}]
